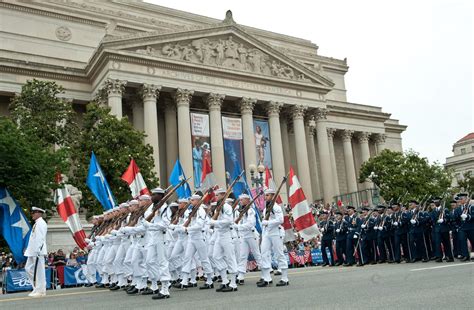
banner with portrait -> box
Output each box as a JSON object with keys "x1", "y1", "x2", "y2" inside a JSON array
[
  {"x1": 222, "y1": 116, "x2": 245, "y2": 196},
  {"x1": 190, "y1": 112, "x2": 212, "y2": 190},
  {"x1": 253, "y1": 119, "x2": 272, "y2": 169}
]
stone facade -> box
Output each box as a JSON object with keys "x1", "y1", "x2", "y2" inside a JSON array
[
  {"x1": 0, "y1": 0, "x2": 406, "y2": 207},
  {"x1": 445, "y1": 133, "x2": 474, "y2": 187}
]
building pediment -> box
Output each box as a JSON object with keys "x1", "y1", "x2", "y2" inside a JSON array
[{"x1": 98, "y1": 22, "x2": 334, "y2": 91}]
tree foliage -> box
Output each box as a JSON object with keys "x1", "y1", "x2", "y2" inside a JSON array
[
  {"x1": 0, "y1": 117, "x2": 65, "y2": 214},
  {"x1": 71, "y1": 103, "x2": 159, "y2": 217},
  {"x1": 457, "y1": 171, "x2": 474, "y2": 194},
  {"x1": 359, "y1": 149, "x2": 452, "y2": 203}
]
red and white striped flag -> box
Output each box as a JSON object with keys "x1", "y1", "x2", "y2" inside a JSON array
[
  {"x1": 288, "y1": 167, "x2": 320, "y2": 241},
  {"x1": 55, "y1": 178, "x2": 87, "y2": 249},
  {"x1": 264, "y1": 167, "x2": 283, "y2": 204},
  {"x1": 200, "y1": 158, "x2": 216, "y2": 191},
  {"x1": 121, "y1": 159, "x2": 150, "y2": 198}
]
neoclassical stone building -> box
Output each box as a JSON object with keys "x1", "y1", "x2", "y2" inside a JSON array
[{"x1": 0, "y1": 0, "x2": 406, "y2": 204}]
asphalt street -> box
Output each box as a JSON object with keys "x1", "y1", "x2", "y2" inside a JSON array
[{"x1": 1, "y1": 261, "x2": 473, "y2": 310}]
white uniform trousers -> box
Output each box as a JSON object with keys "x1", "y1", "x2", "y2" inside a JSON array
[
  {"x1": 260, "y1": 234, "x2": 288, "y2": 281},
  {"x1": 25, "y1": 256, "x2": 46, "y2": 294},
  {"x1": 147, "y1": 232, "x2": 171, "y2": 282},
  {"x1": 238, "y1": 236, "x2": 262, "y2": 276},
  {"x1": 169, "y1": 238, "x2": 186, "y2": 274},
  {"x1": 85, "y1": 248, "x2": 97, "y2": 284},
  {"x1": 123, "y1": 239, "x2": 135, "y2": 277},
  {"x1": 213, "y1": 231, "x2": 238, "y2": 274},
  {"x1": 180, "y1": 238, "x2": 213, "y2": 286}
]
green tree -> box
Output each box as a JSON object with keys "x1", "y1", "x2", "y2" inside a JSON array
[
  {"x1": 359, "y1": 149, "x2": 452, "y2": 203},
  {"x1": 9, "y1": 79, "x2": 79, "y2": 150},
  {"x1": 71, "y1": 103, "x2": 158, "y2": 217},
  {"x1": 0, "y1": 117, "x2": 66, "y2": 214},
  {"x1": 457, "y1": 171, "x2": 474, "y2": 194}
]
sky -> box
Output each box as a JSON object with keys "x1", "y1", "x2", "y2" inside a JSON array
[{"x1": 146, "y1": 0, "x2": 473, "y2": 164}]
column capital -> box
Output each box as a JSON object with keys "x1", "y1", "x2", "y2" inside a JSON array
[
  {"x1": 174, "y1": 88, "x2": 194, "y2": 107},
  {"x1": 140, "y1": 84, "x2": 161, "y2": 100},
  {"x1": 291, "y1": 105, "x2": 307, "y2": 120},
  {"x1": 164, "y1": 97, "x2": 176, "y2": 111},
  {"x1": 357, "y1": 131, "x2": 371, "y2": 143},
  {"x1": 375, "y1": 133, "x2": 387, "y2": 144},
  {"x1": 266, "y1": 101, "x2": 282, "y2": 117},
  {"x1": 342, "y1": 129, "x2": 354, "y2": 142},
  {"x1": 327, "y1": 128, "x2": 337, "y2": 139},
  {"x1": 314, "y1": 107, "x2": 328, "y2": 121},
  {"x1": 206, "y1": 93, "x2": 225, "y2": 111},
  {"x1": 240, "y1": 97, "x2": 256, "y2": 114},
  {"x1": 103, "y1": 78, "x2": 127, "y2": 96}
]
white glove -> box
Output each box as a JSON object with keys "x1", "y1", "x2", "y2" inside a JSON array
[
  {"x1": 361, "y1": 224, "x2": 366, "y2": 229},
  {"x1": 84, "y1": 238, "x2": 91, "y2": 243},
  {"x1": 461, "y1": 214, "x2": 468, "y2": 220},
  {"x1": 262, "y1": 220, "x2": 269, "y2": 226},
  {"x1": 143, "y1": 220, "x2": 151, "y2": 227},
  {"x1": 393, "y1": 222, "x2": 398, "y2": 226},
  {"x1": 320, "y1": 228, "x2": 325, "y2": 233},
  {"x1": 336, "y1": 229, "x2": 340, "y2": 233},
  {"x1": 353, "y1": 234, "x2": 358, "y2": 239},
  {"x1": 437, "y1": 219, "x2": 444, "y2": 224},
  {"x1": 410, "y1": 219, "x2": 416, "y2": 225}
]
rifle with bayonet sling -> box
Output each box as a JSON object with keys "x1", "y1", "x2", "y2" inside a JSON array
[
  {"x1": 264, "y1": 172, "x2": 289, "y2": 221},
  {"x1": 211, "y1": 171, "x2": 245, "y2": 221}
]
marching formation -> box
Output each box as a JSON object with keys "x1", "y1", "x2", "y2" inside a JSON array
[
  {"x1": 84, "y1": 175, "x2": 290, "y2": 300},
  {"x1": 316, "y1": 193, "x2": 474, "y2": 267}
]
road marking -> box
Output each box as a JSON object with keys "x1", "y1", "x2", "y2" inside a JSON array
[
  {"x1": 411, "y1": 262, "x2": 474, "y2": 272},
  {"x1": 0, "y1": 289, "x2": 105, "y2": 303}
]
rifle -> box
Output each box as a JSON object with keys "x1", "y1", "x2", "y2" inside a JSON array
[
  {"x1": 264, "y1": 172, "x2": 290, "y2": 221},
  {"x1": 183, "y1": 191, "x2": 213, "y2": 228},
  {"x1": 235, "y1": 190, "x2": 264, "y2": 224},
  {"x1": 211, "y1": 171, "x2": 245, "y2": 221},
  {"x1": 353, "y1": 208, "x2": 376, "y2": 256},
  {"x1": 145, "y1": 181, "x2": 189, "y2": 222}
]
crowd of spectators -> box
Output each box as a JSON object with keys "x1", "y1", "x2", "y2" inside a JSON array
[{"x1": 46, "y1": 247, "x2": 87, "y2": 268}]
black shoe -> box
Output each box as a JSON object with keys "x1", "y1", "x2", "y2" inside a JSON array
[
  {"x1": 217, "y1": 276, "x2": 222, "y2": 283},
  {"x1": 127, "y1": 288, "x2": 139, "y2": 295},
  {"x1": 422, "y1": 259, "x2": 429, "y2": 263},
  {"x1": 343, "y1": 263, "x2": 353, "y2": 267},
  {"x1": 446, "y1": 258, "x2": 454, "y2": 262},
  {"x1": 122, "y1": 285, "x2": 130, "y2": 291},
  {"x1": 460, "y1": 257, "x2": 471, "y2": 262},
  {"x1": 215, "y1": 284, "x2": 228, "y2": 292},
  {"x1": 370, "y1": 261, "x2": 377, "y2": 265},
  {"x1": 104, "y1": 283, "x2": 110, "y2": 288},
  {"x1": 276, "y1": 280, "x2": 289, "y2": 287},
  {"x1": 221, "y1": 286, "x2": 238, "y2": 292},
  {"x1": 212, "y1": 276, "x2": 218, "y2": 282},
  {"x1": 141, "y1": 288, "x2": 157, "y2": 295},
  {"x1": 186, "y1": 283, "x2": 197, "y2": 288},
  {"x1": 335, "y1": 262, "x2": 343, "y2": 266},
  {"x1": 257, "y1": 281, "x2": 271, "y2": 287},
  {"x1": 152, "y1": 292, "x2": 170, "y2": 300},
  {"x1": 95, "y1": 283, "x2": 105, "y2": 288},
  {"x1": 126, "y1": 286, "x2": 136, "y2": 293},
  {"x1": 236, "y1": 279, "x2": 244, "y2": 285},
  {"x1": 435, "y1": 258, "x2": 443, "y2": 263},
  {"x1": 274, "y1": 270, "x2": 282, "y2": 276},
  {"x1": 110, "y1": 285, "x2": 122, "y2": 291},
  {"x1": 84, "y1": 283, "x2": 94, "y2": 287},
  {"x1": 321, "y1": 263, "x2": 328, "y2": 267},
  {"x1": 199, "y1": 283, "x2": 214, "y2": 290},
  {"x1": 173, "y1": 283, "x2": 188, "y2": 290}
]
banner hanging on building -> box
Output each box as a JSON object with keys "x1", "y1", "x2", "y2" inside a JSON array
[
  {"x1": 253, "y1": 119, "x2": 272, "y2": 169},
  {"x1": 222, "y1": 116, "x2": 245, "y2": 196},
  {"x1": 190, "y1": 112, "x2": 212, "y2": 190}
]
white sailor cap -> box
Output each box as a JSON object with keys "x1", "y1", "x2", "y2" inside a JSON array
[
  {"x1": 239, "y1": 194, "x2": 250, "y2": 200},
  {"x1": 92, "y1": 215, "x2": 101, "y2": 219},
  {"x1": 151, "y1": 187, "x2": 165, "y2": 194},
  {"x1": 169, "y1": 202, "x2": 179, "y2": 208},
  {"x1": 31, "y1": 206, "x2": 46, "y2": 213},
  {"x1": 225, "y1": 198, "x2": 234, "y2": 204},
  {"x1": 139, "y1": 194, "x2": 151, "y2": 201},
  {"x1": 129, "y1": 199, "x2": 139, "y2": 205},
  {"x1": 264, "y1": 189, "x2": 276, "y2": 195},
  {"x1": 178, "y1": 198, "x2": 189, "y2": 204},
  {"x1": 190, "y1": 194, "x2": 202, "y2": 200},
  {"x1": 119, "y1": 202, "x2": 129, "y2": 208},
  {"x1": 214, "y1": 188, "x2": 226, "y2": 195},
  {"x1": 210, "y1": 201, "x2": 218, "y2": 206}
]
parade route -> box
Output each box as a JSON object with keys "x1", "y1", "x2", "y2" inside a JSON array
[{"x1": 2, "y1": 261, "x2": 473, "y2": 310}]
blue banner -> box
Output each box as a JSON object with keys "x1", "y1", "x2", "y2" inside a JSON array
[
  {"x1": 63, "y1": 266, "x2": 101, "y2": 285},
  {"x1": 5, "y1": 268, "x2": 52, "y2": 292},
  {"x1": 311, "y1": 248, "x2": 332, "y2": 264}
]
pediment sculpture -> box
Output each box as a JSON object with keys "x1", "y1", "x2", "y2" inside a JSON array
[{"x1": 133, "y1": 35, "x2": 311, "y2": 83}]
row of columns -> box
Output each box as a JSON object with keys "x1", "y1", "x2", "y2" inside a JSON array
[{"x1": 102, "y1": 78, "x2": 387, "y2": 204}]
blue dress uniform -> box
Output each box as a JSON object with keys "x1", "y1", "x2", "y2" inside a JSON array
[
  {"x1": 453, "y1": 193, "x2": 474, "y2": 261},
  {"x1": 450, "y1": 200, "x2": 462, "y2": 258},
  {"x1": 319, "y1": 216, "x2": 335, "y2": 266},
  {"x1": 392, "y1": 204, "x2": 411, "y2": 263},
  {"x1": 344, "y1": 206, "x2": 361, "y2": 266},
  {"x1": 364, "y1": 214, "x2": 378, "y2": 264},
  {"x1": 429, "y1": 200, "x2": 454, "y2": 262},
  {"x1": 408, "y1": 202, "x2": 429, "y2": 262},
  {"x1": 334, "y1": 213, "x2": 347, "y2": 266},
  {"x1": 376, "y1": 207, "x2": 394, "y2": 263}
]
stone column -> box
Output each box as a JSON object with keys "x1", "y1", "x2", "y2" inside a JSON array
[
  {"x1": 141, "y1": 84, "x2": 161, "y2": 177},
  {"x1": 358, "y1": 132, "x2": 372, "y2": 189},
  {"x1": 174, "y1": 88, "x2": 195, "y2": 189},
  {"x1": 207, "y1": 93, "x2": 226, "y2": 188},
  {"x1": 305, "y1": 117, "x2": 321, "y2": 200},
  {"x1": 267, "y1": 102, "x2": 287, "y2": 203},
  {"x1": 240, "y1": 97, "x2": 257, "y2": 183},
  {"x1": 315, "y1": 108, "x2": 334, "y2": 203},
  {"x1": 291, "y1": 105, "x2": 312, "y2": 201},
  {"x1": 375, "y1": 133, "x2": 387, "y2": 154},
  {"x1": 132, "y1": 101, "x2": 144, "y2": 131},
  {"x1": 104, "y1": 78, "x2": 126, "y2": 118},
  {"x1": 342, "y1": 130, "x2": 358, "y2": 193},
  {"x1": 280, "y1": 116, "x2": 291, "y2": 173},
  {"x1": 164, "y1": 98, "x2": 178, "y2": 182},
  {"x1": 327, "y1": 128, "x2": 340, "y2": 196}
]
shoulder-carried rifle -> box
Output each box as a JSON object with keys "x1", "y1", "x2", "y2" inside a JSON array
[
  {"x1": 235, "y1": 190, "x2": 264, "y2": 224},
  {"x1": 264, "y1": 172, "x2": 290, "y2": 221},
  {"x1": 211, "y1": 171, "x2": 245, "y2": 221},
  {"x1": 145, "y1": 179, "x2": 190, "y2": 222}
]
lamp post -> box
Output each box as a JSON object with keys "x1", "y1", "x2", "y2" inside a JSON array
[
  {"x1": 249, "y1": 163, "x2": 265, "y2": 188},
  {"x1": 367, "y1": 171, "x2": 380, "y2": 205}
]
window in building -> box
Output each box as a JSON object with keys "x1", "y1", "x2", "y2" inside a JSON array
[{"x1": 460, "y1": 148, "x2": 466, "y2": 154}]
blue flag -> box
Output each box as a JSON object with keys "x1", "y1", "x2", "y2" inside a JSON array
[
  {"x1": 169, "y1": 159, "x2": 192, "y2": 199},
  {"x1": 0, "y1": 188, "x2": 31, "y2": 263},
  {"x1": 86, "y1": 152, "x2": 116, "y2": 210}
]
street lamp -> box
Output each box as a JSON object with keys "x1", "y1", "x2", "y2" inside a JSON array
[
  {"x1": 249, "y1": 163, "x2": 265, "y2": 188},
  {"x1": 367, "y1": 171, "x2": 380, "y2": 205}
]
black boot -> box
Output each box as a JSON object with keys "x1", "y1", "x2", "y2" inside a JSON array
[
  {"x1": 152, "y1": 292, "x2": 170, "y2": 299},
  {"x1": 199, "y1": 283, "x2": 214, "y2": 290},
  {"x1": 276, "y1": 280, "x2": 289, "y2": 287}
]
